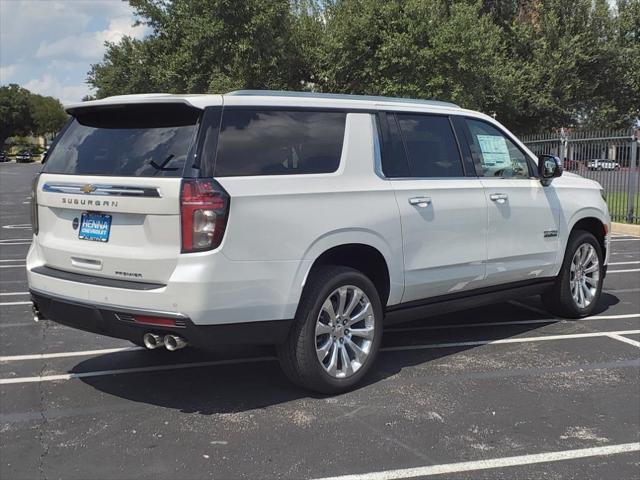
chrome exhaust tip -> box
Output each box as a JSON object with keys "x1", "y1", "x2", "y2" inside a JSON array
[
  {"x1": 164, "y1": 334, "x2": 187, "y2": 351},
  {"x1": 142, "y1": 333, "x2": 163, "y2": 350}
]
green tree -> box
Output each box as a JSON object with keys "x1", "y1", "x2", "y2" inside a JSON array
[
  {"x1": 89, "y1": 0, "x2": 313, "y2": 97},
  {"x1": 0, "y1": 84, "x2": 34, "y2": 147},
  {"x1": 319, "y1": 0, "x2": 520, "y2": 118},
  {"x1": 29, "y1": 94, "x2": 68, "y2": 140},
  {"x1": 87, "y1": 0, "x2": 639, "y2": 133},
  {"x1": 488, "y1": 0, "x2": 638, "y2": 131},
  {"x1": 0, "y1": 84, "x2": 67, "y2": 147},
  {"x1": 88, "y1": 37, "x2": 165, "y2": 98},
  {"x1": 614, "y1": 0, "x2": 640, "y2": 126}
]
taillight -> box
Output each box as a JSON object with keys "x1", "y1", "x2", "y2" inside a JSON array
[
  {"x1": 31, "y1": 173, "x2": 40, "y2": 235},
  {"x1": 180, "y1": 179, "x2": 229, "y2": 253}
]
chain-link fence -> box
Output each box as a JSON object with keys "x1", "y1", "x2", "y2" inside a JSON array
[{"x1": 522, "y1": 128, "x2": 640, "y2": 224}]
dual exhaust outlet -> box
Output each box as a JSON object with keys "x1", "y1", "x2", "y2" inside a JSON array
[{"x1": 143, "y1": 333, "x2": 187, "y2": 351}]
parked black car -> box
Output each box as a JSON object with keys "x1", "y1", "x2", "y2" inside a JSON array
[
  {"x1": 0, "y1": 151, "x2": 8, "y2": 162},
  {"x1": 16, "y1": 150, "x2": 33, "y2": 163}
]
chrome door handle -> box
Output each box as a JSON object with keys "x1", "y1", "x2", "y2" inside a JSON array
[
  {"x1": 409, "y1": 196, "x2": 432, "y2": 207},
  {"x1": 490, "y1": 193, "x2": 508, "y2": 204}
]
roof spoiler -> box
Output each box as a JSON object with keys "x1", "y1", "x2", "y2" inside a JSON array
[{"x1": 65, "y1": 95, "x2": 202, "y2": 115}]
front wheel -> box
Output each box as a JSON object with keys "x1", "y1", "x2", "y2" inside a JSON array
[
  {"x1": 277, "y1": 266, "x2": 383, "y2": 394},
  {"x1": 542, "y1": 230, "x2": 604, "y2": 318}
]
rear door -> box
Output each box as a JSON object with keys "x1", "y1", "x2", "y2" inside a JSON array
[
  {"x1": 382, "y1": 112, "x2": 488, "y2": 302},
  {"x1": 34, "y1": 102, "x2": 205, "y2": 285},
  {"x1": 462, "y1": 117, "x2": 561, "y2": 285}
]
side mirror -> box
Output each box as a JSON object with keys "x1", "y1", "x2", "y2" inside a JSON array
[{"x1": 538, "y1": 154, "x2": 562, "y2": 186}]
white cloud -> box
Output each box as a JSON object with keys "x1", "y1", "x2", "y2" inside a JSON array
[
  {"x1": 24, "y1": 74, "x2": 90, "y2": 105},
  {"x1": 0, "y1": 64, "x2": 18, "y2": 83},
  {"x1": 36, "y1": 14, "x2": 146, "y2": 60},
  {"x1": 0, "y1": 0, "x2": 148, "y2": 102}
]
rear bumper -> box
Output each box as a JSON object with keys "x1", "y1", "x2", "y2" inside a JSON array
[{"x1": 31, "y1": 289, "x2": 292, "y2": 348}]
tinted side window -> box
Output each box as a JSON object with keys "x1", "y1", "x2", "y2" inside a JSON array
[
  {"x1": 465, "y1": 119, "x2": 531, "y2": 179},
  {"x1": 215, "y1": 110, "x2": 346, "y2": 176},
  {"x1": 396, "y1": 114, "x2": 464, "y2": 178}
]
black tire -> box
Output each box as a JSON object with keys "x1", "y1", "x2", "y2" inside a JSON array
[
  {"x1": 542, "y1": 230, "x2": 604, "y2": 318},
  {"x1": 277, "y1": 265, "x2": 383, "y2": 394}
]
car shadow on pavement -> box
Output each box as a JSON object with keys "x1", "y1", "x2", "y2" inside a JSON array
[
  {"x1": 589, "y1": 292, "x2": 620, "y2": 315},
  {"x1": 74, "y1": 294, "x2": 622, "y2": 415}
]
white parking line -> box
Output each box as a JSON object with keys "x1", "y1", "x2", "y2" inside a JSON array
[
  {"x1": 607, "y1": 268, "x2": 640, "y2": 274},
  {"x1": 0, "y1": 259, "x2": 26, "y2": 263},
  {"x1": 608, "y1": 260, "x2": 640, "y2": 265},
  {"x1": 385, "y1": 313, "x2": 640, "y2": 332},
  {"x1": 0, "y1": 242, "x2": 31, "y2": 246},
  {"x1": 611, "y1": 238, "x2": 640, "y2": 242},
  {"x1": 311, "y1": 443, "x2": 640, "y2": 480},
  {"x1": 0, "y1": 292, "x2": 29, "y2": 296},
  {"x1": 381, "y1": 330, "x2": 640, "y2": 352},
  {"x1": 0, "y1": 301, "x2": 31, "y2": 306},
  {"x1": 0, "y1": 356, "x2": 275, "y2": 384},
  {"x1": 584, "y1": 313, "x2": 640, "y2": 320},
  {"x1": 0, "y1": 347, "x2": 140, "y2": 362},
  {"x1": 0, "y1": 265, "x2": 26, "y2": 269},
  {"x1": 1, "y1": 329, "x2": 639, "y2": 384},
  {"x1": 2, "y1": 225, "x2": 31, "y2": 230},
  {"x1": 607, "y1": 334, "x2": 640, "y2": 348}
]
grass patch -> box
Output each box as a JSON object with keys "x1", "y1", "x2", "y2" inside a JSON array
[{"x1": 606, "y1": 192, "x2": 640, "y2": 223}]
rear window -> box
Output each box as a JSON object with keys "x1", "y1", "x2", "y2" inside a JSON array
[
  {"x1": 214, "y1": 110, "x2": 346, "y2": 176},
  {"x1": 43, "y1": 104, "x2": 200, "y2": 177}
]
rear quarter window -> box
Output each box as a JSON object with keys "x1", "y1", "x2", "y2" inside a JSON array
[
  {"x1": 43, "y1": 104, "x2": 200, "y2": 177},
  {"x1": 214, "y1": 110, "x2": 346, "y2": 176}
]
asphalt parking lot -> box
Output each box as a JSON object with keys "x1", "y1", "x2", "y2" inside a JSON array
[{"x1": 0, "y1": 162, "x2": 639, "y2": 480}]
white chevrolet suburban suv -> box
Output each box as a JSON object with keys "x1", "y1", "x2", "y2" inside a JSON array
[{"x1": 28, "y1": 90, "x2": 610, "y2": 393}]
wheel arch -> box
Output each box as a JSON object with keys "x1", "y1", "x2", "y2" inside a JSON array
[
  {"x1": 568, "y1": 214, "x2": 608, "y2": 261},
  {"x1": 305, "y1": 243, "x2": 392, "y2": 307},
  {"x1": 287, "y1": 230, "x2": 403, "y2": 316}
]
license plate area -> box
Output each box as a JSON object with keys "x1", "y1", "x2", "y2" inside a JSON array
[{"x1": 78, "y1": 212, "x2": 112, "y2": 242}]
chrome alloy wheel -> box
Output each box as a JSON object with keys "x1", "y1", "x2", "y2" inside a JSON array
[
  {"x1": 315, "y1": 285, "x2": 375, "y2": 378},
  {"x1": 570, "y1": 243, "x2": 600, "y2": 309}
]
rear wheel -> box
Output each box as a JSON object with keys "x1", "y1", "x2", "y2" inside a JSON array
[
  {"x1": 542, "y1": 230, "x2": 604, "y2": 318},
  {"x1": 277, "y1": 266, "x2": 383, "y2": 394}
]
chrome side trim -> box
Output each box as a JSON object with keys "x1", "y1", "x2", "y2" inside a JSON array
[{"x1": 42, "y1": 183, "x2": 161, "y2": 198}]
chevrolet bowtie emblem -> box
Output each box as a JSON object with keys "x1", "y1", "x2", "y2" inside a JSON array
[{"x1": 81, "y1": 184, "x2": 96, "y2": 194}]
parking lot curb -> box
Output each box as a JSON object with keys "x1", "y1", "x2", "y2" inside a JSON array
[{"x1": 612, "y1": 222, "x2": 640, "y2": 236}]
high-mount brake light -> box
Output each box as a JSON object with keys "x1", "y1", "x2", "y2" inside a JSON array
[{"x1": 180, "y1": 179, "x2": 229, "y2": 253}]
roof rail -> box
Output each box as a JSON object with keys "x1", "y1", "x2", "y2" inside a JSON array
[{"x1": 225, "y1": 90, "x2": 460, "y2": 109}]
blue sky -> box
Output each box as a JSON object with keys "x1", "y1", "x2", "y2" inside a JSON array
[{"x1": 0, "y1": 0, "x2": 147, "y2": 104}]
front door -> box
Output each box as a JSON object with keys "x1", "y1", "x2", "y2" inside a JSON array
[{"x1": 463, "y1": 118, "x2": 561, "y2": 286}]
